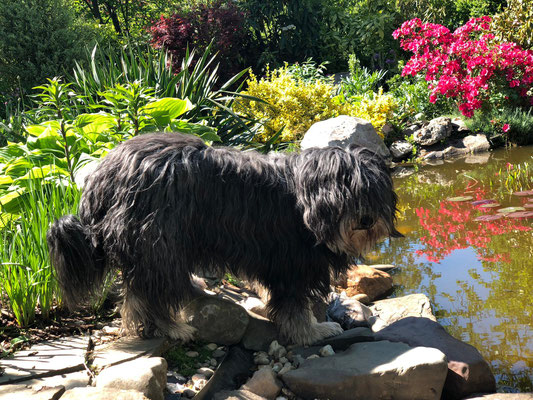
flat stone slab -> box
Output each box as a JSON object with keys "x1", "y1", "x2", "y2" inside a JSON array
[
  {"x1": 0, "y1": 383, "x2": 65, "y2": 400},
  {"x1": 92, "y1": 336, "x2": 168, "y2": 371},
  {"x1": 282, "y1": 340, "x2": 448, "y2": 400},
  {"x1": 0, "y1": 336, "x2": 89, "y2": 385}
]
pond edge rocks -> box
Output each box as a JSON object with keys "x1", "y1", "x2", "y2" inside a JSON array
[{"x1": 0, "y1": 265, "x2": 506, "y2": 400}]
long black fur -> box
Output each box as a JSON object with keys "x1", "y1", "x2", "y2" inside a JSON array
[{"x1": 47, "y1": 132, "x2": 400, "y2": 344}]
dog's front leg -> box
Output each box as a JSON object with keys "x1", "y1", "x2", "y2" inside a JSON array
[{"x1": 269, "y1": 295, "x2": 343, "y2": 345}]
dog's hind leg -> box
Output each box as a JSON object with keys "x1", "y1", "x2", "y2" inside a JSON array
[
  {"x1": 268, "y1": 294, "x2": 343, "y2": 345},
  {"x1": 120, "y1": 285, "x2": 197, "y2": 342}
]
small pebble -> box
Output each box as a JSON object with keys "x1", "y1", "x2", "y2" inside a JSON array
[
  {"x1": 272, "y1": 362, "x2": 283, "y2": 373},
  {"x1": 191, "y1": 373, "x2": 206, "y2": 383},
  {"x1": 292, "y1": 354, "x2": 305, "y2": 368},
  {"x1": 186, "y1": 351, "x2": 199, "y2": 358},
  {"x1": 205, "y1": 343, "x2": 218, "y2": 351},
  {"x1": 253, "y1": 351, "x2": 270, "y2": 365},
  {"x1": 268, "y1": 340, "x2": 287, "y2": 359},
  {"x1": 183, "y1": 388, "x2": 196, "y2": 398},
  {"x1": 278, "y1": 364, "x2": 292, "y2": 375},
  {"x1": 210, "y1": 358, "x2": 218, "y2": 367},
  {"x1": 319, "y1": 345, "x2": 335, "y2": 357},
  {"x1": 282, "y1": 388, "x2": 296, "y2": 399},
  {"x1": 278, "y1": 356, "x2": 288, "y2": 364},
  {"x1": 212, "y1": 349, "x2": 226, "y2": 358},
  {"x1": 276, "y1": 397, "x2": 288, "y2": 400},
  {"x1": 102, "y1": 326, "x2": 120, "y2": 335},
  {"x1": 197, "y1": 367, "x2": 214, "y2": 379},
  {"x1": 306, "y1": 354, "x2": 320, "y2": 360}
]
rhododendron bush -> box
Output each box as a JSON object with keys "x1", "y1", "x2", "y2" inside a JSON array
[{"x1": 393, "y1": 17, "x2": 533, "y2": 117}]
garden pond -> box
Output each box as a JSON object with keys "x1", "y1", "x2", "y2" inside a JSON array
[{"x1": 373, "y1": 146, "x2": 533, "y2": 393}]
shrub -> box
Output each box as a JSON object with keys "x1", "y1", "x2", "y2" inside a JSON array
[
  {"x1": 149, "y1": 0, "x2": 250, "y2": 77},
  {"x1": 465, "y1": 107, "x2": 533, "y2": 146},
  {"x1": 0, "y1": 0, "x2": 98, "y2": 97},
  {"x1": 236, "y1": 63, "x2": 397, "y2": 143},
  {"x1": 236, "y1": 65, "x2": 356, "y2": 143},
  {"x1": 394, "y1": 17, "x2": 533, "y2": 118},
  {"x1": 492, "y1": 0, "x2": 533, "y2": 50}
]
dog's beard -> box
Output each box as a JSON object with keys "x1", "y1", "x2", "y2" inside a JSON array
[{"x1": 327, "y1": 218, "x2": 390, "y2": 259}]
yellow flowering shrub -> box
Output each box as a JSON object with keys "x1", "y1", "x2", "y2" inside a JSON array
[
  {"x1": 351, "y1": 88, "x2": 397, "y2": 138},
  {"x1": 236, "y1": 65, "x2": 397, "y2": 143}
]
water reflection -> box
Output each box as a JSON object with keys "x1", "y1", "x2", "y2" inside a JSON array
[{"x1": 376, "y1": 146, "x2": 533, "y2": 392}]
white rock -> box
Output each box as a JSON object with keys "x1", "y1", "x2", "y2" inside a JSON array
[
  {"x1": 319, "y1": 345, "x2": 335, "y2": 357},
  {"x1": 186, "y1": 351, "x2": 199, "y2": 358},
  {"x1": 242, "y1": 368, "x2": 282, "y2": 400},
  {"x1": 197, "y1": 367, "x2": 214, "y2": 379},
  {"x1": 205, "y1": 343, "x2": 218, "y2": 351}
]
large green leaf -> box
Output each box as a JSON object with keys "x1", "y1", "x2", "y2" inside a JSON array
[
  {"x1": 169, "y1": 120, "x2": 220, "y2": 142},
  {"x1": 3, "y1": 159, "x2": 33, "y2": 177},
  {"x1": 0, "y1": 188, "x2": 27, "y2": 214},
  {"x1": 141, "y1": 98, "x2": 194, "y2": 127},
  {"x1": 75, "y1": 113, "x2": 117, "y2": 136},
  {"x1": 0, "y1": 144, "x2": 26, "y2": 162},
  {"x1": 16, "y1": 165, "x2": 69, "y2": 183}
]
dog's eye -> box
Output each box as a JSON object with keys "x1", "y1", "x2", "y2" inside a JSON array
[{"x1": 359, "y1": 216, "x2": 374, "y2": 229}]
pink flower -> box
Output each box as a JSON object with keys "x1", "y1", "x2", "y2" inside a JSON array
[{"x1": 502, "y1": 123, "x2": 510, "y2": 132}]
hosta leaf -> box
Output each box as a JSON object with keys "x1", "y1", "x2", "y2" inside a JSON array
[{"x1": 142, "y1": 98, "x2": 194, "y2": 127}]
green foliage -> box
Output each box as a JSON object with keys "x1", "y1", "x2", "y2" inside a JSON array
[
  {"x1": 0, "y1": 0, "x2": 99, "y2": 97},
  {"x1": 70, "y1": 44, "x2": 259, "y2": 147},
  {"x1": 492, "y1": 0, "x2": 533, "y2": 49},
  {"x1": 1, "y1": 180, "x2": 80, "y2": 327},
  {"x1": 339, "y1": 55, "x2": 387, "y2": 99},
  {"x1": 387, "y1": 70, "x2": 453, "y2": 123},
  {"x1": 286, "y1": 59, "x2": 332, "y2": 83},
  {"x1": 0, "y1": 78, "x2": 216, "y2": 218},
  {"x1": 164, "y1": 343, "x2": 214, "y2": 376},
  {"x1": 465, "y1": 107, "x2": 533, "y2": 146}
]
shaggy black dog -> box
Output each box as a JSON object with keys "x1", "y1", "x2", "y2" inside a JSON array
[{"x1": 47, "y1": 132, "x2": 400, "y2": 345}]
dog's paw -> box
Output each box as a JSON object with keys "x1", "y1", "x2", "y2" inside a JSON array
[{"x1": 311, "y1": 321, "x2": 344, "y2": 342}]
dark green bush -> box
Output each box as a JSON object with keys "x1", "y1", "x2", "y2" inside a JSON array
[
  {"x1": 0, "y1": 0, "x2": 99, "y2": 97},
  {"x1": 465, "y1": 108, "x2": 533, "y2": 146}
]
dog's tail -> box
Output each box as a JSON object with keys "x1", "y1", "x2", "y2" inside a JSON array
[{"x1": 47, "y1": 215, "x2": 106, "y2": 310}]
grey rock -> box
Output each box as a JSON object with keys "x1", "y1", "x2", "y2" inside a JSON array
[
  {"x1": 212, "y1": 349, "x2": 227, "y2": 358},
  {"x1": 421, "y1": 134, "x2": 490, "y2": 162},
  {"x1": 242, "y1": 315, "x2": 280, "y2": 352},
  {"x1": 92, "y1": 336, "x2": 169, "y2": 371},
  {"x1": 369, "y1": 293, "x2": 436, "y2": 332},
  {"x1": 214, "y1": 389, "x2": 268, "y2": 400},
  {"x1": 278, "y1": 364, "x2": 293, "y2": 376},
  {"x1": 314, "y1": 327, "x2": 374, "y2": 351},
  {"x1": 375, "y1": 317, "x2": 496, "y2": 399},
  {"x1": 0, "y1": 336, "x2": 89, "y2": 385},
  {"x1": 301, "y1": 115, "x2": 390, "y2": 160},
  {"x1": 186, "y1": 351, "x2": 199, "y2": 358},
  {"x1": 95, "y1": 357, "x2": 167, "y2": 400},
  {"x1": 390, "y1": 140, "x2": 414, "y2": 160},
  {"x1": 283, "y1": 340, "x2": 448, "y2": 400},
  {"x1": 254, "y1": 352, "x2": 270, "y2": 365},
  {"x1": 318, "y1": 345, "x2": 335, "y2": 357},
  {"x1": 413, "y1": 117, "x2": 453, "y2": 146},
  {"x1": 452, "y1": 117, "x2": 470, "y2": 132},
  {"x1": 268, "y1": 341, "x2": 287, "y2": 360},
  {"x1": 197, "y1": 367, "x2": 214, "y2": 379},
  {"x1": 242, "y1": 368, "x2": 283, "y2": 400},
  {"x1": 327, "y1": 292, "x2": 372, "y2": 329},
  {"x1": 205, "y1": 343, "x2": 218, "y2": 351},
  {"x1": 60, "y1": 387, "x2": 149, "y2": 400},
  {"x1": 183, "y1": 296, "x2": 249, "y2": 345}
]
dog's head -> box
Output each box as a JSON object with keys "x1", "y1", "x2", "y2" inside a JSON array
[{"x1": 294, "y1": 145, "x2": 402, "y2": 258}]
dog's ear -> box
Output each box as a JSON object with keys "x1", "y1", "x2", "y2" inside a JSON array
[{"x1": 293, "y1": 147, "x2": 360, "y2": 244}]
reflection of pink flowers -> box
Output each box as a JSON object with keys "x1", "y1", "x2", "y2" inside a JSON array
[
  {"x1": 502, "y1": 123, "x2": 510, "y2": 132},
  {"x1": 415, "y1": 188, "x2": 531, "y2": 262},
  {"x1": 506, "y1": 162, "x2": 514, "y2": 170}
]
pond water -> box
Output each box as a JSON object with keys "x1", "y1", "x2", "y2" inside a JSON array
[{"x1": 373, "y1": 146, "x2": 533, "y2": 393}]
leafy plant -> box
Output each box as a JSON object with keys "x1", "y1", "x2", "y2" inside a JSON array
[
  {"x1": 492, "y1": 0, "x2": 533, "y2": 50},
  {"x1": 1, "y1": 179, "x2": 81, "y2": 327},
  {"x1": 236, "y1": 64, "x2": 356, "y2": 143},
  {"x1": 70, "y1": 44, "x2": 259, "y2": 147},
  {"x1": 0, "y1": 78, "x2": 217, "y2": 218},
  {"x1": 150, "y1": 0, "x2": 250, "y2": 77},
  {"x1": 339, "y1": 55, "x2": 387, "y2": 99},
  {"x1": 0, "y1": 0, "x2": 98, "y2": 97}
]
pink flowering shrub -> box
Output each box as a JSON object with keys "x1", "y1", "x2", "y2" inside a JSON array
[{"x1": 393, "y1": 17, "x2": 533, "y2": 117}]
